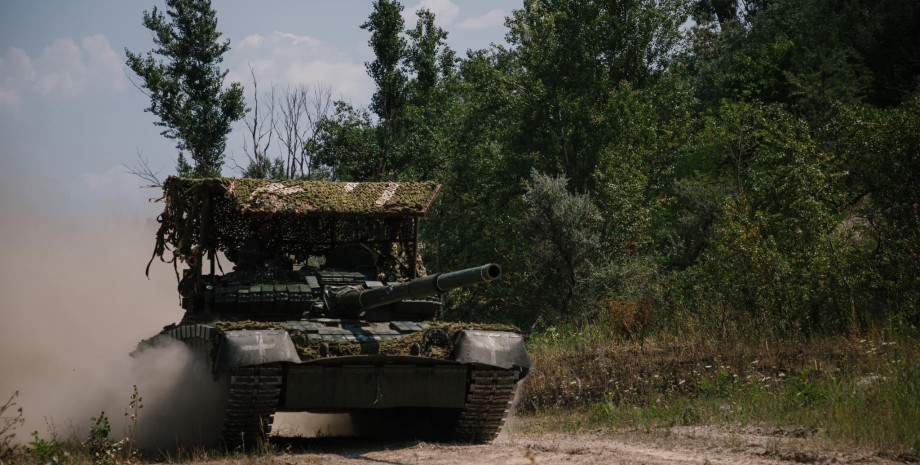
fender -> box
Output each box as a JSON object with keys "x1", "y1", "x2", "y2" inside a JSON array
[
  {"x1": 214, "y1": 329, "x2": 300, "y2": 371},
  {"x1": 452, "y1": 330, "x2": 532, "y2": 377}
]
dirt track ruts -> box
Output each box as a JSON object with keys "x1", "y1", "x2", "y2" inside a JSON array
[{"x1": 152, "y1": 422, "x2": 908, "y2": 465}]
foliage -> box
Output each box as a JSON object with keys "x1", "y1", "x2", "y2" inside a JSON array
[
  {"x1": 361, "y1": 0, "x2": 408, "y2": 180},
  {"x1": 687, "y1": 0, "x2": 920, "y2": 121},
  {"x1": 313, "y1": 102, "x2": 379, "y2": 181},
  {"x1": 125, "y1": 0, "x2": 246, "y2": 177},
  {"x1": 85, "y1": 413, "x2": 120, "y2": 465},
  {"x1": 526, "y1": 330, "x2": 920, "y2": 454},
  {"x1": 131, "y1": 0, "x2": 920, "y2": 338},
  {"x1": 122, "y1": 386, "x2": 143, "y2": 461},
  {"x1": 670, "y1": 101, "x2": 849, "y2": 337},
  {"x1": 522, "y1": 171, "x2": 605, "y2": 325},
  {"x1": 829, "y1": 92, "x2": 920, "y2": 326},
  {"x1": 28, "y1": 431, "x2": 72, "y2": 465},
  {"x1": 399, "y1": 8, "x2": 460, "y2": 181},
  {"x1": 0, "y1": 391, "x2": 24, "y2": 461},
  {"x1": 405, "y1": 8, "x2": 452, "y2": 104},
  {"x1": 242, "y1": 155, "x2": 285, "y2": 180},
  {"x1": 504, "y1": 0, "x2": 690, "y2": 189}
]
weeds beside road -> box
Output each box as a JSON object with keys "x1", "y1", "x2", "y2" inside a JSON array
[{"x1": 522, "y1": 328, "x2": 920, "y2": 459}]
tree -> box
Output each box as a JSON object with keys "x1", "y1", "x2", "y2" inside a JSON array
[
  {"x1": 240, "y1": 66, "x2": 283, "y2": 179},
  {"x1": 362, "y1": 0, "x2": 409, "y2": 179},
  {"x1": 832, "y1": 91, "x2": 920, "y2": 326},
  {"x1": 669, "y1": 101, "x2": 850, "y2": 336},
  {"x1": 125, "y1": 0, "x2": 246, "y2": 178},
  {"x1": 239, "y1": 71, "x2": 333, "y2": 180},
  {"x1": 505, "y1": 0, "x2": 688, "y2": 190},
  {"x1": 522, "y1": 171, "x2": 606, "y2": 325},
  {"x1": 686, "y1": 0, "x2": 920, "y2": 124},
  {"x1": 399, "y1": 8, "x2": 460, "y2": 180},
  {"x1": 312, "y1": 102, "x2": 379, "y2": 180},
  {"x1": 406, "y1": 8, "x2": 452, "y2": 104},
  {"x1": 275, "y1": 84, "x2": 333, "y2": 179}
]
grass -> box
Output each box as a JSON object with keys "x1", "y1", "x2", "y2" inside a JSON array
[
  {"x1": 521, "y1": 326, "x2": 920, "y2": 457},
  {"x1": 3, "y1": 431, "x2": 277, "y2": 465}
]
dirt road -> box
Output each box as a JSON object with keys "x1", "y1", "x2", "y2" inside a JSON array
[{"x1": 162, "y1": 421, "x2": 907, "y2": 465}]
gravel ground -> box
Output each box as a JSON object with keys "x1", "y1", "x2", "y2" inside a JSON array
[{"x1": 148, "y1": 417, "x2": 910, "y2": 465}]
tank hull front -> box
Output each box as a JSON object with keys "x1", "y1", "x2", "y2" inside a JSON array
[
  {"x1": 136, "y1": 321, "x2": 530, "y2": 446},
  {"x1": 282, "y1": 362, "x2": 469, "y2": 411}
]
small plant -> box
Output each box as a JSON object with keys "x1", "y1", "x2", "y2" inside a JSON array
[
  {"x1": 28, "y1": 430, "x2": 71, "y2": 465},
  {"x1": 122, "y1": 385, "x2": 143, "y2": 461},
  {"x1": 0, "y1": 391, "x2": 25, "y2": 460},
  {"x1": 789, "y1": 369, "x2": 827, "y2": 408},
  {"x1": 699, "y1": 370, "x2": 732, "y2": 397},
  {"x1": 85, "y1": 412, "x2": 120, "y2": 465}
]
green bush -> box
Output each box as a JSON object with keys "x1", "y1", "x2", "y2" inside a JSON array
[
  {"x1": 85, "y1": 412, "x2": 120, "y2": 465},
  {"x1": 28, "y1": 431, "x2": 71, "y2": 465}
]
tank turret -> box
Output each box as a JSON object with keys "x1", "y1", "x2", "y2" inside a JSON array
[{"x1": 324, "y1": 263, "x2": 501, "y2": 317}]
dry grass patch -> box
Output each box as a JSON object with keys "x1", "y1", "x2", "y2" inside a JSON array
[{"x1": 521, "y1": 330, "x2": 920, "y2": 457}]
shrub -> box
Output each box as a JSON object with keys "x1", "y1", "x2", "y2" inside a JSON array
[
  {"x1": 0, "y1": 391, "x2": 24, "y2": 460},
  {"x1": 85, "y1": 412, "x2": 120, "y2": 465}
]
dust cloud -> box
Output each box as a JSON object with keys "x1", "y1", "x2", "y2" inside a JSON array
[
  {"x1": 272, "y1": 413, "x2": 356, "y2": 438},
  {"x1": 0, "y1": 190, "x2": 359, "y2": 449},
  {"x1": 0, "y1": 200, "x2": 227, "y2": 449}
]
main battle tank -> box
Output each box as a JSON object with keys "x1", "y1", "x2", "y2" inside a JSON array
[{"x1": 137, "y1": 178, "x2": 530, "y2": 448}]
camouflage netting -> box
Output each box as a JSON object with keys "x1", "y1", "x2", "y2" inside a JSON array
[
  {"x1": 150, "y1": 177, "x2": 441, "y2": 271},
  {"x1": 214, "y1": 321, "x2": 521, "y2": 361},
  {"x1": 218, "y1": 178, "x2": 440, "y2": 215}
]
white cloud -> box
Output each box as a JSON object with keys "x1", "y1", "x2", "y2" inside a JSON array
[
  {"x1": 0, "y1": 48, "x2": 36, "y2": 106},
  {"x1": 403, "y1": 0, "x2": 460, "y2": 28},
  {"x1": 82, "y1": 35, "x2": 126, "y2": 92},
  {"x1": 0, "y1": 34, "x2": 125, "y2": 108},
  {"x1": 285, "y1": 60, "x2": 370, "y2": 102},
  {"x1": 229, "y1": 31, "x2": 372, "y2": 105},
  {"x1": 237, "y1": 32, "x2": 321, "y2": 52},
  {"x1": 457, "y1": 9, "x2": 507, "y2": 31},
  {"x1": 274, "y1": 32, "x2": 322, "y2": 48},
  {"x1": 33, "y1": 38, "x2": 85, "y2": 96}
]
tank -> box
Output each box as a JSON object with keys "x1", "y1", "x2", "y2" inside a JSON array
[{"x1": 136, "y1": 178, "x2": 531, "y2": 448}]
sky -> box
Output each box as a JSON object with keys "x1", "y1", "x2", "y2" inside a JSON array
[{"x1": 0, "y1": 0, "x2": 519, "y2": 221}]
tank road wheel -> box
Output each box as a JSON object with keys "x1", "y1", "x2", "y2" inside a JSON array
[
  {"x1": 452, "y1": 368, "x2": 519, "y2": 443},
  {"x1": 220, "y1": 365, "x2": 283, "y2": 450}
]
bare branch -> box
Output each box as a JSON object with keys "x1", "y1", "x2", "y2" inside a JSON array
[
  {"x1": 124, "y1": 69, "x2": 152, "y2": 98},
  {"x1": 241, "y1": 64, "x2": 278, "y2": 177},
  {"x1": 275, "y1": 84, "x2": 307, "y2": 178},
  {"x1": 124, "y1": 150, "x2": 164, "y2": 185},
  {"x1": 302, "y1": 82, "x2": 334, "y2": 178}
]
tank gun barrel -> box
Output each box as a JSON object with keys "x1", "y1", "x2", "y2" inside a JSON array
[{"x1": 327, "y1": 264, "x2": 501, "y2": 317}]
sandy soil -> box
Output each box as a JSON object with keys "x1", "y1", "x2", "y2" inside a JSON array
[{"x1": 155, "y1": 420, "x2": 909, "y2": 465}]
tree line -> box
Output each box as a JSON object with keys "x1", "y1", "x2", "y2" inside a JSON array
[{"x1": 127, "y1": 0, "x2": 920, "y2": 339}]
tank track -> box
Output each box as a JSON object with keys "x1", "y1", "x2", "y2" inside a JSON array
[
  {"x1": 453, "y1": 368, "x2": 519, "y2": 443},
  {"x1": 221, "y1": 365, "x2": 283, "y2": 449}
]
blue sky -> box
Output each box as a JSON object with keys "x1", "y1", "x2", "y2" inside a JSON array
[{"x1": 0, "y1": 0, "x2": 518, "y2": 221}]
